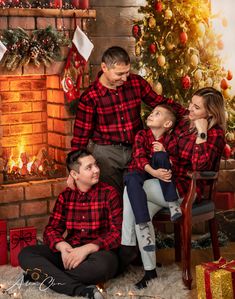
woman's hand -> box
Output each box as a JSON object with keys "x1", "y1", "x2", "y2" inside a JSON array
[
  {"x1": 194, "y1": 118, "x2": 208, "y2": 134},
  {"x1": 152, "y1": 141, "x2": 165, "y2": 152}
]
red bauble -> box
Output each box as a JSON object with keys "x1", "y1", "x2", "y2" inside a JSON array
[
  {"x1": 66, "y1": 90, "x2": 76, "y2": 103},
  {"x1": 227, "y1": 70, "x2": 233, "y2": 81},
  {"x1": 132, "y1": 25, "x2": 141, "y2": 39},
  {"x1": 65, "y1": 77, "x2": 74, "y2": 90},
  {"x1": 179, "y1": 32, "x2": 188, "y2": 45},
  {"x1": 220, "y1": 78, "x2": 229, "y2": 90},
  {"x1": 154, "y1": 1, "x2": 163, "y2": 12},
  {"x1": 223, "y1": 144, "x2": 232, "y2": 159},
  {"x1": 149, "y1": 43, "x2": 157, "y2": 54},
  {"x1": 181, "y1": 75, "x2": 191, "y2": 89}
]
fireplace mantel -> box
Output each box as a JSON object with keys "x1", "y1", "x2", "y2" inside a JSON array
[{"x1": 0, "y1": 7, "x2": 96, "y2": 18}]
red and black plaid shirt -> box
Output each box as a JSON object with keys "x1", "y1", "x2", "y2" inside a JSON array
[
  {"x1": 43, "y1": 182, "x2": 122, "y2": 252},
  {"x1": 71, "y1": 72, "x2": 185, "y2": 149},
  {"x1": 127, "y1": 128, "x2": 178, "y2": 172},
  {"x1": 168, "y1": 117, "x2": 226, "y2": 199}
]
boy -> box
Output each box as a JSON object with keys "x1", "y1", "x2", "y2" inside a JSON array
[
  {"x1": 122, "y1": 104, "x2": 181, "y2": 288},
  {"x1": 19, "y1": 150, "x2": 122, "y2": 299}
]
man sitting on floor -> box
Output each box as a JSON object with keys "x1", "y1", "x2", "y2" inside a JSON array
[{"x1": 19, "y1": 149, "x2": 122, "y2": 299}]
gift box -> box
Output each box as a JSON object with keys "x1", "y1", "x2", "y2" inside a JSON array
[
  {"x1": 214, "y1": 192, "x2": 235, "y2": 210},
  {"x1": 196, "y1": 257, "x2": 235, "y2": 299},
  {"x1": 10, "y1": 226, "x2": 37, "y2": 267},
  {"x1": 0, "y1": 220, "x2": 8, "y2": 265}
]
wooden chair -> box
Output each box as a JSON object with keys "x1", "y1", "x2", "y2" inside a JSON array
[{"x1": 152, "y1": 171, "x2": 221, "y2": 290}]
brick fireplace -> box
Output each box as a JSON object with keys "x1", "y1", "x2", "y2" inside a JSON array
[{"x1": 0, "y1": 7, "x2": 96, "y2": 232}]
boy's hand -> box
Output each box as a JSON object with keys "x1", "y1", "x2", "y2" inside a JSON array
[
  {"x1": 151, "y1": 168, "x2": 172, "y2": 182},
  {"x1": 152, "y1": 141, "x2": 165, "y2": 152}
]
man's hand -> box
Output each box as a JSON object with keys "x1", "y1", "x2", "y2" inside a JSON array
[
  {"x1": 55, "y1": 241, "x2": 73, "y2": 269},
  {"x1": 65, "y1": 243, "x2": 99, "y2": 270},
  {"x1": 152, "y1": 141, "x2": 165, "y2": 152},
  {"x1": 67, "y1": 174, "x2": 75, "y2": 190}
]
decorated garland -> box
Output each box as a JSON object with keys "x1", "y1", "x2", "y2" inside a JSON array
[{"x1": 0, "y1": 26, "x2": 70, "y2": 71}]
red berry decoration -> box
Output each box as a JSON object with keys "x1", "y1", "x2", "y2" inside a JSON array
[
  {"x1": 227, "y1": 70, "x2": 233, "y2": 81},
  {"x1": 149, "y1": 43, "x2": 157, "y2": 54},
  {"x1": 132, "y1": 25, "x2": 141, "y2": 39},
  {"x1": 220, "y1": 78, "x2": 229, "y2": 90},
  {"x1": 65, "y1": 77, "x2": 74, "y2": 90},
  {"x1": 181, "y1": 75, "x2": 191, "y2": 89},
  {"x1": 179, "y1": 32, "x2": 188, "y2": 45},
  {"x1": 223, "y1": 144, "x2": 232, "y2": 159},
  {"x1": 154, "y1": 1, "x2": 163, "y2": 12}
]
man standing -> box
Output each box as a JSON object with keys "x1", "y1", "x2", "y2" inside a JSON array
[
  {"x1": 19, "y1": 150, "x2": 122, "y2": 299},
  {"x1": 71, "y1": 46, "x2": 183, "y2": 194}
]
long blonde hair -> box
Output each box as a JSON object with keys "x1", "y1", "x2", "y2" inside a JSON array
[{"x1": 193, "y1": 87, "x2": 226, "y2": 130}]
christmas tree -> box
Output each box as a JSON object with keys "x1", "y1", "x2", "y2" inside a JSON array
[{"x1": 132, "y1": 0, "x2": 235, "y2": 142}]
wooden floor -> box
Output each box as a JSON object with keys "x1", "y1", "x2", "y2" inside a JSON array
[{"x1": 156, "y1": 242, "x2": 235, "y2": 298}]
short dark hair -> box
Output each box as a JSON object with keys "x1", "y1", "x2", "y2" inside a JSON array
[
  {"x1": 101, "y1": 46, "x2": 130, "y2": 68},
  {"x1": 66, "y1": 149, "x2": 91, "y2": 172},
  {"x1": 157, "y1": 104, "x2": 177, "y2": 128}
]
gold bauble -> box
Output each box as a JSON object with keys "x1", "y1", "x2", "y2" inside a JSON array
[
  {"x1": 149, "y1": 17, "x2": 156, "y2": 28},
  {"x1": 165, "y1": 9, "x2": 173, "y2": 20},
  {"x1": 205, "y1": 77, "x2": 213, "y2": 87},
  {"x1": 153, "y1": 82, "x2": 163, "y2": 95},
  {"x1": 135, "y1": 44, "x2": 141, "y2": 56},
  {"x1": 157, "y1": 55, "x2": 166, "y2": 67},
  {"x1": 166, "y1": 42, "x2": 175, "y2": 50},
  {"x1": 194, "y1": 69, "x2": 202, "y2": 81},
  {"x1": 223, "y1": 88, "x2": 231, "y2": 99},
  {"x1": 190, "y1": 54, "x2": 199, "y2": 67},
  {"x1": 197, "y1": 22, "x2": 206, "y2": 38}
]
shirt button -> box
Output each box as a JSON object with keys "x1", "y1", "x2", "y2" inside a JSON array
[
  {"x1": 81, "y1": 229, "x2": 85, "y2": 232},
  {"x1": 123, "y1": 129, "x2": 126, "y2": 132},
  {"x1": 82, "y1": 216, "x2": 85, "y2": 219},
  {"x1": 119, "y1": 105, "x2": 122, "y2": 109}
]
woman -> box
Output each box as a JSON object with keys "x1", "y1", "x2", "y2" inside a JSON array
[{"x1": 121, "y1": 87, "x2": 226, "y2": 289}]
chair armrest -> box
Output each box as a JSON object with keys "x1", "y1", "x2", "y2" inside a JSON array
[{"x1": 187, "y1": 171, "x2": 218, "y2": 180}]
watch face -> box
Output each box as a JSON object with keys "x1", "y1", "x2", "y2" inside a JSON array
[{"x1": 200, "y1": 132, "x2": 206, "y2": 139}]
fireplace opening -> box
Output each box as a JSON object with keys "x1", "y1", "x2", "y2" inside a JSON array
[{"x1": 0, "y1": 74, "x2": 73, "y2": 185}]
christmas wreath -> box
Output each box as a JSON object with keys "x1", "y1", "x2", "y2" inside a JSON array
[{"x1": 0, "y1": 26, "x2": 70, "y2": 71}]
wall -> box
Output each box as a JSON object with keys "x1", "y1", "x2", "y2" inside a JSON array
[{"x1": 89, "y1": 0, "x2": 146, "y2": 79}]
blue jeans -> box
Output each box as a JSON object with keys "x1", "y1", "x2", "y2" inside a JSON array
[{"x1": 124, "y1": 151, "x2": 178, "y2": 224}]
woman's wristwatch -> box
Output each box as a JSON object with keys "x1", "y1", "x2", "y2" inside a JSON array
[{"x1": 197, "y1": 132, "x2": 207, "y2": 139}]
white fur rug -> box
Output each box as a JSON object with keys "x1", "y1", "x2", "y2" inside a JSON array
[{"x1": 0, "y1": 264, "x2": 190, "y2": 299}]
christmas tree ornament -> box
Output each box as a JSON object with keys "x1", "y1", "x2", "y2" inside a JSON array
[
  {"x1": 190, "y1": 54, "x2": 199, "y2": 67},
  {"x1": 222, "y1": 17, "x2": 228, "y2": 27},
  {"x1": 71, "y1": 0, "x2": 79, "y2": 8},
  {"x1": 61, "y1": 25, "x2": 94, "y2": 105},
  {"x1": 220, "y1": 78, "x2": 229, "y2": 90},
  {"x1": 154, "y1": 1, "x2": 163, "y2": 12},
  {"x1": 227, "y1": 70, "x2": 233, "y2": 81},
  {"x1": 205, "y1": 77, "x2": 213, "y2": 87},
  {"x1": 223, "y1": 144, "x2": 232, "y2": 159},
  {"x1": 166, "y1": 41, "x2": 175, "y2": 50},
  {"x1": 132, "y1": 25, "x2": 141, "y2": 39},
  {"x1": 153, "y1": 81, "x2": 163, "y2": 95},
  {"x1": 149, "y1": 43, "x2": 157, "y2": 54},
  {"x1": 196, "y1": 22, "x2": 206, "y2": 38},
  {"x1": 135, "y1": 44, "x2": 141, "y2": 56},
  {"x1": 217, "y1": 39, "x2": 224, "y2": 50},
  {"x1": 157, "y1": 54, "x2": 165, "y2": 67},
  {"x1": 53, "y1": 0, "x2": 62, "y2": 8},
  {"x1": 181, "y1": 75, "x2": 191, "y2": 89},
  {"x1": 194, "y1": 69, "x2": 202, "y2": 81},
  {"x1": 179, "y1": 31, "x2": 188, "y2": 45},
  {"x1": 164, "y1": 9, "x2": 172, "y2": 20},
  {"x1": 149, "y1": 17, "x2": 156, "y2": 28},
  {"x1": 223, "y1": 88, "x2": 231, "y2": 100}
]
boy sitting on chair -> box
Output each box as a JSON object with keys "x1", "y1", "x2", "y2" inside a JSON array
[{"x1": 122, "y1": 104, "x2": 182, "y2": 288}]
